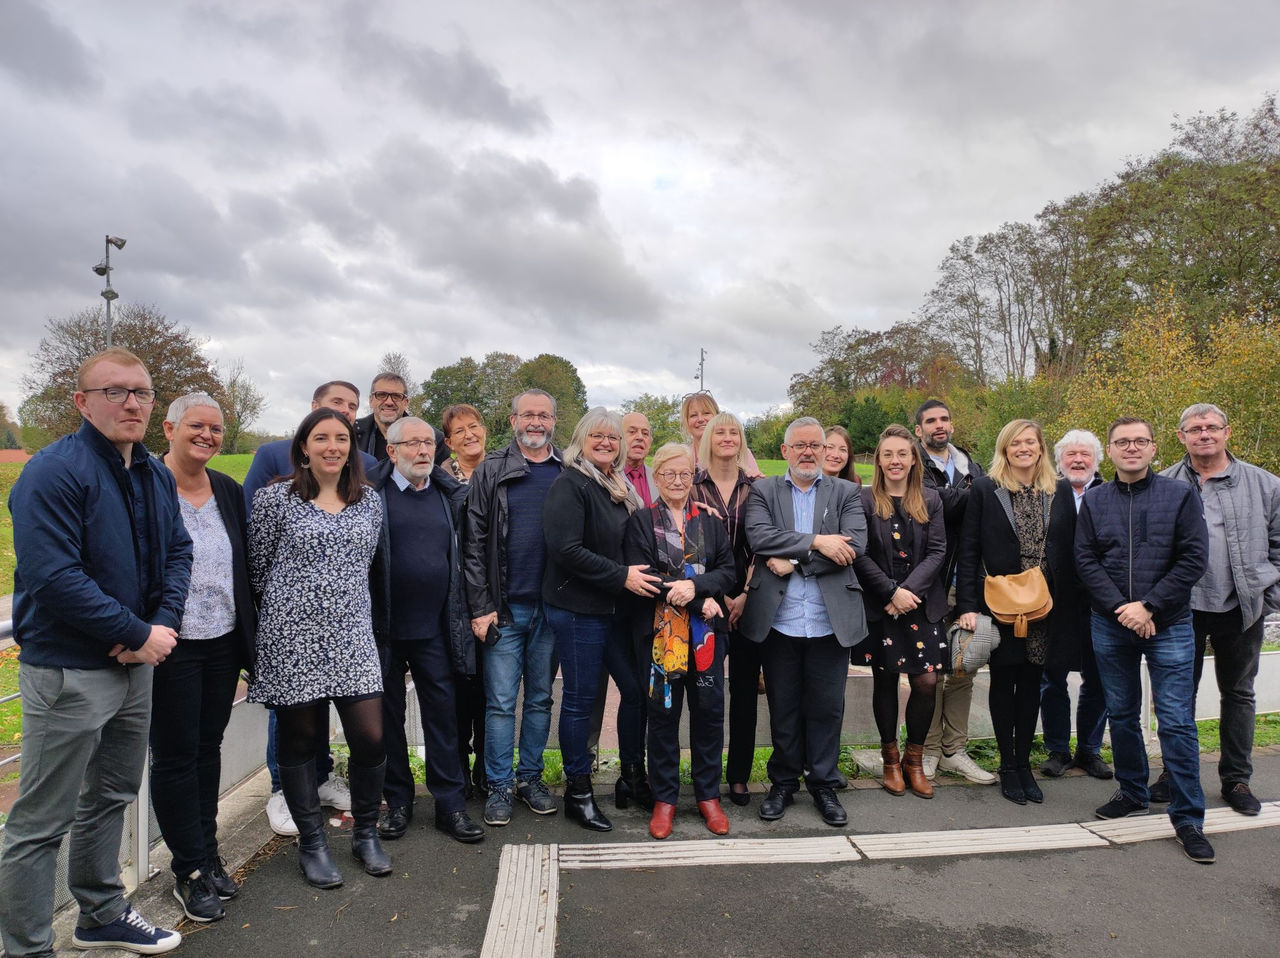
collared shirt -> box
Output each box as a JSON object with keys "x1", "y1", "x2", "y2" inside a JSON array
[
  {"x1": 390, "y1": 468, "x2": 430, "y2": 493},
  {"x1": 1195, "y1": 472, "x2": 1237, "y2": 613},
  {"x1": 772, "y1": 473, "x2": 834, "y2": 638},
  {"x1": 625, "y1": 463, "x2": 652, "y2": 508},
  {"x1": 927, "y1": 450, "x2": 956, "y2": 485}
]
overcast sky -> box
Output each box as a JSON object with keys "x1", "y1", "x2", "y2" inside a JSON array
[{"x1": 2, "y1": 0, "x2": 1277, "y2": 433}]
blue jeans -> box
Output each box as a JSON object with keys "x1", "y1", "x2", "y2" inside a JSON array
[
  {"x1": 546, "y1": 605, "x2": 644, "y2": 780},
  {"x1": 1091, "y1": 613, "x2": 1205, "y2": 828},
  {"x1": 1039, "y1": 658, "x2": 1109, "y2": 755},
  {"x1": 482, "y1": 600, "x2": 556, "y2": 789}
]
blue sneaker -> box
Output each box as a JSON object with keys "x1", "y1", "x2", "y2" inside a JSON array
[
  {"x1": 71, "y1": 905, "x2": 182, "y2": 954},
  {"x1": 484, "y1": 785, "x2": 513, "y2": 826}
]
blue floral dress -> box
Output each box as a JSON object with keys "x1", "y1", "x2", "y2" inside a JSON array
[{"x1": 247, "y1": 482, "x2": 384, "y2": 707}]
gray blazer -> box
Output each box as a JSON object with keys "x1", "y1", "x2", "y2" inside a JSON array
[{"x1": 739, "y1": 474, "x2": 869, "y2": 648}]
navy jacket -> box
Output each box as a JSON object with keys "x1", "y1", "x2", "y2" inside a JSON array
[
  {"x1": 10, "y1": 421, "x2": 193, "y2": 668},
  {"x1": 1074, "y1": 469, "x2": 1208, "y2": 629}
]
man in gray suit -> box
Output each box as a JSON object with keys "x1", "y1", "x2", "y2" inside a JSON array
[{"x1": 741, "y1": 416, "x2": 868, "y2": 826}]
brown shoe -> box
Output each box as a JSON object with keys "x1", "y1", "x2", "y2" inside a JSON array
[
  {"x1": 880, "y1": 741, "x2": 906, "y2": 796},
  {"x1": 903, "y1": 743, "x2": 935, "y2": 799},
  {"x1": 697, "y1": 798, "x2": 730, "y2": 835},
  {"x1": 649, "y1": 801, "x2": 675, "y2": 840}
]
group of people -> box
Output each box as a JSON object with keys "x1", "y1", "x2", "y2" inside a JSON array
[{"x1": 2, "y1": 351, "x2": 1277, "y2": 958}]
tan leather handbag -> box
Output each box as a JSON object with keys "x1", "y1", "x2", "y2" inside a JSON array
[{"x1": 984, "y1": 567, "x2": 1052, "y2": 638}]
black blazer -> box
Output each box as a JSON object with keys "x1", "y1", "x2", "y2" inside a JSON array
[
  {"x1": 853, "y1": 487, "x2": 948, "y2": 624},
  {"x1": 208, "y1": 468, "x2": 257, "y2": 673},
  {"x1": 1045, "y1": 475, "x2": 1103, "y2": 671}
]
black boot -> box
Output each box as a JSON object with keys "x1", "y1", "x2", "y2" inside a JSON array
[
  {"x1": 614, "y1": 763, "x2": 655, "y2": 810},
  {"x1": 278, "y1": 760, "x2": 343, "y2": 889},
  {"x1": 999, "y1": 767, "x2": 1027, "y2": 806},
  {"x1": 565, "y1": 775, "x2": 612, "y2": 832},
  {"x1": 349, "y1": 760, "x2": 392, "y2": 877},
  {"x1": 1016, "y1": 763, "x2": 1043, "y2": 804}
]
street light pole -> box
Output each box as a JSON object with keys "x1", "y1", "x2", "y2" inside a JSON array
[{"x1": 93, "y1": 235, "x2": 126, "y2": 347}]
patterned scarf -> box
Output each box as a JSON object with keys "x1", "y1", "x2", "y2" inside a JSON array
[{"x1": 648, "y1": 498, "x2": 715, "y2": 709}]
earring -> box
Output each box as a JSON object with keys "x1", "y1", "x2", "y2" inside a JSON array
[{"x1": 301, "y1": 456, "x2": 311, "y2": 469}]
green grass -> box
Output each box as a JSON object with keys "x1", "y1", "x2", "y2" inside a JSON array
[
  {"x1": 1, "y1": 463, "x2": 20, "y2": 598},
  {"x1": 0, "y1": 646, "x2": 21, "y2": 784},
  {"x1": 756, "y1": 459, "x2": 873, "y2": 481}
]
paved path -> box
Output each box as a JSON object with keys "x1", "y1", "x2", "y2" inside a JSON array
[{"x1": 100, "y1": 749, "x2": 1280, "y2": 958}]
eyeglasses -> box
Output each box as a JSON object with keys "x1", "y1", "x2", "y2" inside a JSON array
[
  {"x1": 655, "y1": 470, "x2": 693, "y2": 483},
  {"x1": 391, "y1": 439, "x2": 435, "y2": 451},
  {"x1": 587, "y1": 433, "x2": 620, "y2": 444},
  {"x1": 371, "y1": 391, "x2": 408, "y2": 402},
  {"x1": 1180, "y1": 424, "x2": 1225, "y2": 436},
  {"x1": 787, "y1": 441, "x2": 826, "y2": 453},
  {"x1": 83, "y1": 387, "x2": 157, "y2": 404},
  {"x1": 1110, "y1": 437, "x2": 1153, "y2": 450},
  {"x1": 184, "y1": 421, "x2": 224, "y2": 436},
  {"x1": 516, "y1": 412, "x2": 556, "y2": 423}
]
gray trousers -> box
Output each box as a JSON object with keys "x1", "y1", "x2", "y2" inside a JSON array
[{"x1": 0, "y1": 663, "x2": 152, "y2": 957}]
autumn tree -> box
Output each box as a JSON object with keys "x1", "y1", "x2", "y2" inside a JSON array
[
  {"x1": 20, "y1": 304, "x2": 225, "y2": 452},
  {"x1": 220, "y1": 358, "x2": 268, "y2": 454}
]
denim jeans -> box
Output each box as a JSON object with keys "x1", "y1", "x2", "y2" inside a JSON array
[
  {"x1": 482, "y1": 600, "x2": 556, "y2": 789},
  {"x1": 1039, "y1": 654, "x2": 1109, "y2": 755},
  {"x1": 1192, "y1": 607, "x2": 1265, "y2": 786},
  {"x1": 1091, "y1": 613, "x2": 1205, "y2": 828},
  {"x1": 546, "y1": 605, "x2": 644, "y2": 780}
]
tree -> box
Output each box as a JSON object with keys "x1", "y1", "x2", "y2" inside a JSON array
[
  {"x1": 220, "y1": 358, "x2": 268, "y2": 454},
  {"x1": 375, "y1": 351, "x2": 415, "y2": 386},
  {"x1": 619, "y1": 393, "x2": 683, "y2": 448},
  {"x1": 842, "y1": 394, "x2": 893, "y2": 453},
  {"x1": 0, "y1": 403, "x2": 20, "y2": 449},
  {"x1": 744, "y1": 406, "x2": 792, "y2": 461},
  {"x1": 20, "y1": 304, "x2": 225, "y2": 452},
  {"x1": 421, "y1": 356, "x2": 481, "y2": 429}
]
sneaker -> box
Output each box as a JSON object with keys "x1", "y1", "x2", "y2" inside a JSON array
[
  {"x1": 484, "y1": 785, "x2": 513, "y2": 826},
  {"x1": 1095, "y1": 789, "x2": 1149, "y2": 819},
  {"x1": 172, "y1": 868, "x2": 225, "y2": 923},
  {"x1": 1148, "y1": 769, "x2": 1171, "y2": 803},
  {"x1": 516, "y1": 777, "x2": 559, "y2": 815},
  {"x1": 206, "y1": 856, "x2": 239, "y2": 901},
  {"x1": 938, "y1": 751, "x2": 997, "y2": 784},
  {"x1": 1040, "y1": 751, "x2": 1073, "y2": 778},
  {"x1": 1222, "y1": 782, "x2": 1261, "y2": 816},
  {"x1": 921, "y1": 754, "x2": 939, "y2": 779},
  {"x1": 317, "y1": 774, "x2": 352, "y2": 811},
  {"x1": 1071, "y1": 751, "x2": 1115, "y2": 780},
  {"x1": 72, "y1": 905, "x2": 182, "y2": 954},
  {"x1": 1175, "y1": 823, "x2": 1215, "y2": 864},
  {"x1": 266, "y1": 791, "x2": 299, "y2": 836}
]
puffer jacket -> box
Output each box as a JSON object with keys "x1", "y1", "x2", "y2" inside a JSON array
[
  {"x1": 1161, "y1": 453, "x2": 1280, "y2": 629},
  {"x1": 1074, "y1": 469, "x2": 1207, "y2": 629}
]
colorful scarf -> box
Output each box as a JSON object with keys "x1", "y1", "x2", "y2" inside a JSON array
[{"x1": 648, "y1": 499, "x2": 715, "y2": 709}]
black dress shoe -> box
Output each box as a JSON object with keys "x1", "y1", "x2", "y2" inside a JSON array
[
  {"x1": 435, "y1": 809, "x2": 486, "y2": 844},
  {"x1": 1071, "y1": 751, "x2": 1114, "y2": 780},
  {"x1": 727, "y1": 784, "x2": 751, "y2": 807},
  {"x1": 378, "y1": 805, "x2": 412, "y2": 840},
  {"x1": 1040, "y1": 751, "x2": 1073, "y2": 778},
  {"x1": 812, "y1": 788, "x2": 848, "y2": 827},
  {"x1": 758, "y1": 786, "x2": 794, "y2": 821}
]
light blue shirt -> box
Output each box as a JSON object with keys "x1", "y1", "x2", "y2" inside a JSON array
[{"x1": 772, "y1": 473, "x2": 834, "y2": 638}]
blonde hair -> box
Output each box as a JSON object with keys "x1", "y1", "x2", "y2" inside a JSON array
[
  {"x1": 870, "y1": 425, "x2": 929, "y2": 523},
  {"x1": 77, "y1": 347, "x2": 148, "y2": 390},
  {"x1": 697, "y1": 412, "x2": 748, "y2": 468},
  {"x1": 681, "y1": 391, "x2": 720, "y2": 440},
  {"x1": 988, "y1": 419, "x2": 1057, "y2": 494}
]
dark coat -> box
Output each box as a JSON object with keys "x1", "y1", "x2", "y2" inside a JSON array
[
  {"x1": 368, "y1": 459, "x2": 474, "y2": 674},
  {"x1": 541, "y1": 468, "x2": 632, "y2": 616},
  {"x1": 919, "y1": 442, "x2": 985, "y2": 591},
  {"x1": 207, "y1": 467, "x2": 258, "y2": 673},
  {"x1": 1044, "y1": 475, "x2": 1103, "y2": 672},
  {"x1": 853, "y1": 487, "x2": 948, "y2": 624}
]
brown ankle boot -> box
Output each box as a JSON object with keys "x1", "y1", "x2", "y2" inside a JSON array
[
  {"x1": 903, "y1": 743, "x2": 934, "y2": 799},
  {"x1": 880, "y1": 741, "x2": 906, "y2": 796}
]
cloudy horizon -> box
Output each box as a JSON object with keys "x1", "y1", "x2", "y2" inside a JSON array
[{"x1": 2, "y1": 0, "x2": 1277, "y2": 434}]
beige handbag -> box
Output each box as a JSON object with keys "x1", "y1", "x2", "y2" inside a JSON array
[{"x1": 984, "y1": 567, "x2": 1052, "y2": 638}]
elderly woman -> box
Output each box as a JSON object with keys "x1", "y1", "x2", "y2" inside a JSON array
[
  {"x1": 823, "y1": 426, "x2": 863, "y2": 484},
  {"x1": 627, "y1": 443, "x2": 736, "y2": 838},
  {"x1": 543, "y1": 408, "x2": 660, "y2": 831},
  {"x1": 442, "y1": 403, "x2": 487, "y2": 483},
  {"x1": 851, "y1": 426, "x2": 947, "y2": 799},
  {"x1": 249, "y1": 408, "x2": 389, "y2": 887},
  {"x1": 150, "y1": 393, "x2": 254, "y2": 922},
  {"x1": 682, "y1": 391, "x2": 763, "y2": 476},
  {"x1": 956, "y1": 419, "x2": 1058, "y2": 805},
  {"x1": 690, "y1": 413, "x2": 758, "y2": 807}
]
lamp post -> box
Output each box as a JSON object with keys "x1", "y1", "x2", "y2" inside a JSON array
[{"x1": 92, "y1": 235, "x2": 127, "y2": 347}]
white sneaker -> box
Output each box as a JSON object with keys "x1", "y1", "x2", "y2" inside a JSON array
[
  {"x1": 265, "y1": 791, "x2": 298, "y2": 836},
  {"x1": 316, "y1": 774, "x2": 352, "y2": 811},
  {"x1": 922, "y1": 755, "x2": 939, "y2": 780},
  {"x1": 938, "y1": 751, "x2": 997, "y2": 784}
]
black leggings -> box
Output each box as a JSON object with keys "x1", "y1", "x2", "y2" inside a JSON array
[
  {"x1": 988, "y1": 664, "x2": 1043, "y2": 767},
  {"x1": 277, "y1": 696, "x2": 385, "y2": 770},
  {"x1": 871, "y1": 668, "x2": 938, "y2": 746}
]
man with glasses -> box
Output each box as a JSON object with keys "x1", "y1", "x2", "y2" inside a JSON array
[
  {"x1": 355, "y1": 372, "x2": 444, "y2": 463},
  {"x1": 1157, "y1": 404, "x2": 1280, "y2": 816},
  {"x1": 463, "y1": 389, "x2": 563, "y2": 826},
  {"x1": 369, "y1": 418, "x2": 484, "y2": 844},
  {"x1": 1077, "y1": 417, "x2": 1212, "y2": 863},
  {"x1": 740, "y1": 417, "x2": 868, "y2": 826},
  {"x1": 2, "y1": 349, "x2": 190, "y2": 955}
]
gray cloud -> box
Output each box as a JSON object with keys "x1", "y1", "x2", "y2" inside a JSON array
[{"x1": 0, "y1": 0, "x2": 96, "y2": 97}]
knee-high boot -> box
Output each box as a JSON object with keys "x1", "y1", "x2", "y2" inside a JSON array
[
  {"x1": 349, "y1": 760, "x2": 393, "y2": 876},
  {"x1": 278, "y1": 760, "x2": 344, "y2": 889}
]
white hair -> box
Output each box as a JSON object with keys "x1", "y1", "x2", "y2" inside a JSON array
[
  {"x1": 164, "y1": 392, "x2": 222, "y2": 426},
  {"x1": 1054, "y1": 429, "x2": 1103, "y2": 471}
]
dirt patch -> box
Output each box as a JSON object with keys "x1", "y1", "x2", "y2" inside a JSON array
[{"x1": 0, "y1": 451, "x2": 30, "y2": 463}]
